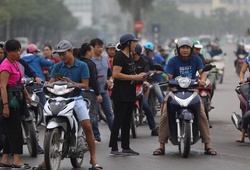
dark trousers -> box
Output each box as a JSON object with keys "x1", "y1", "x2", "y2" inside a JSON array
[
  {"x1": 142, "y1": 95, "x2": 156, "y2": 130},
  {"x1": 109, "y1": 100, "x2": 134, "y2": 151},
  {"x1": 3, "y1": 107, "x2": 23, "y2": 154}
]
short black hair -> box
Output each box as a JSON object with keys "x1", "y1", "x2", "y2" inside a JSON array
[
  {"x1": 5, "y1": 39, "x2": 21, "y2": 52},
  {"x1": 81, "y1": 43, "x2": 91, "y2": 56},
  {"x1": 73, "y1": 48, "x2": 81, "y2": 59},
  {"x1": 90, "y1": 38, "x2": 103, "y2": 47},
  {"x1": 43, "y1": 44, "x2": 52, "y2": 50}
]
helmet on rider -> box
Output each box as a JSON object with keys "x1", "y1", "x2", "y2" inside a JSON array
[
  {"x1": 119, "y1": 32, "x2": 138, "y2": 45},
  {"x1": 176, "y1": 37, "x2": 194, "y2": 55},
  {"x1": 106, "y1": 42, "x2": 116, "y2": 49},
  {"x1": 193, "y1": 40, "x2": 203, "y2": 49},
  {"x1": 135, "y1": 43, "x2": 142, "y2": 55},
  {"x1": 143, "y1": 42, "x2": 154, "y2": 51}
]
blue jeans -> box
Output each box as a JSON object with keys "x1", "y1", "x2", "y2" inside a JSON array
[
  {"x1": 92, "y1": 91, "x2": 114, "y2": 141},
  {"x1": 142, "y1": 95, "x2": 156, "y2": 130},
  {"x1": 37, "y1": 91, "x2": 46, "y2": 106}
]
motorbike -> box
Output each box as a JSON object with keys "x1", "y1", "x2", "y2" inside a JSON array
[
  {"x1": 43, "y1": 81, "x2": 89, "y2": 170},
  {"x1": 166, "y1": 64, "x2": 212, "y2": 158},
  {"x1": 24, "y1": 78, "x2": 44, "y2": 127},
  {"x1": 210, "y1": 53, "x2": 226, "y2": 84},
  {"x1": 197, "y1": 77, "x2": 214, "y2": 128},
  {"x1": 231, "y1": 78, "x2": 250, "y2": 139},
  {"x1": 234, "y1": 52, "x2": 246, "y2": 76},
  {"x1": 131, "y1": 64, "x2": 166, "y2": 138}
]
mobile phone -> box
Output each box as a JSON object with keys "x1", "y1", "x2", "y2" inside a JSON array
[{"x1": 55, "y1": 73, "x2": 63, "y2": 79}]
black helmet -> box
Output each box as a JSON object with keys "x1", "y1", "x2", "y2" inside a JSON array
[
  {"x1": 106, "y1": 42, "x2": 116, "y2": 49},
  {"x1": 120, "y1": 32, "x2": 138, "y2": 45},
  {"x1": 176, "y1": 37, "x2": 193, "y2": 54},
  {"x1": 135, "y1": 43, "x2": 142, "y2": 55}
]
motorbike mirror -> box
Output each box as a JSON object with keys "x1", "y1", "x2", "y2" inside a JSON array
[
  {"x1": 153, "y1": 64, "x2": 164, "y2": 72},
  {"x1": 202, "y1": 64, "x2": 213, "y2": 73}
]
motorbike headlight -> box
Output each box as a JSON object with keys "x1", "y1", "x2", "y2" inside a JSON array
[
  {"x1": 47, "y1": 85, "x2": 74, "y2": 95},
  {"x1": 177, "y1": 77, "x2": 191, "y2": 88}
]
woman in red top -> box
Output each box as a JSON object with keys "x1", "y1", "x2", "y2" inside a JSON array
[{"x1": 42, "y1": 45, "x2": 60, "y2": 81}]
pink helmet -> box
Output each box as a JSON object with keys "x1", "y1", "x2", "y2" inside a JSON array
[{"x1": 27, "y1": 44, "x2": 41, "y2": 53}]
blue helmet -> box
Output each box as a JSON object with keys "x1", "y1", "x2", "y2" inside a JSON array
[
  {"x1": 135, "y1": 43, "x2": 142, "y2": 55},
  {"x1": 143, "y1": 42, "x2": 154, "y2": 51},
  {"x1": 119, "y1": 32, "x2": 138, "y2": 45}
]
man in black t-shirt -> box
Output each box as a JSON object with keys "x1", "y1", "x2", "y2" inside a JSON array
[{"x1": 133, "y1": 43, "x2": 158, "y2": 136}]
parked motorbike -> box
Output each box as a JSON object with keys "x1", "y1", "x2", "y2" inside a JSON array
[
  {"x1": 234, "y1": 52, "x2": 246, "y2": 76},
  {"x1": 43, "y1": 81, "x2": 89, "y2": 170},
  {"x1": 22, "y1": 78, "x2": 40, "y2": 157},
  {"x1": 24, "y1": 78, "x2": 44, "y2": 127},
  {"x1": 231, "y1": 78, "x2": 250, "y2": 139},
  {"x1": 211, "y1": 53, "x2": 226, "y2": 84},
  {"x1": 166, "y1": 64, "x2": 212, "y2": 158}
]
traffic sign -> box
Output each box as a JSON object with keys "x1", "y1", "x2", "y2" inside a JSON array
[{"x1": 134, "y1": 20, "x2": 144, "y2": 33}]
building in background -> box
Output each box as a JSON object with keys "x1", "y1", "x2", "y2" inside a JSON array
[{"x1": 176, "y1": 0, "x2": 249, "y2": 18}]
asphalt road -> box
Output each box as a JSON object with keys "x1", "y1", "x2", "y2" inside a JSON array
[{"x1": 12, "y1": 43, "x2": 250, "y2": 170}]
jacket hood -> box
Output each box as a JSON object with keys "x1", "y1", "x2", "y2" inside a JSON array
[{"x1": 22, "y1": 53, "x2": 37, "y2": 63}]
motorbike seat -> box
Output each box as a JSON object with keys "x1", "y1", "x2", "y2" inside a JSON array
[{"x1": 239, "y1": 83, "x2": 249, "y2": 100}]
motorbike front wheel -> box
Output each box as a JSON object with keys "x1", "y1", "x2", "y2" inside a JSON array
[
  {"x1": 217, "y1": 73, "x2": 224, "y2": 84},
  {"x1": 23, "y1": 120, "x2": 37, "y2": 157},
  {"x1": 45, "y1": 128, "x2": 62, "y2": 170},
  {"x1": 179, "y1": 120, "x2": 191, "y2": 158},
  {"x1": 131, "y1": 111, "x2": 137, "y2": 139}
]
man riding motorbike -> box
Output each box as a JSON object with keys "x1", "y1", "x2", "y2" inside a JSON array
[
  {"x1": 209, "y1": 43, "x2": 223, "y2": 58},
  {"x1": 236, "y1": 55, "x2": 250, "y2": 143},
  {"x1": 152, "y1": 37, "x2": 217, "y2": 156}
]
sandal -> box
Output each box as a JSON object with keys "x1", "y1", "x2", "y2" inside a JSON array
[
  {"x1": 204, "y1": 148, "x2": 217, "y2": 155},
  {"x1": 236, "y1": 139, "x2": 245, "y2": 143},
  {"x1": 32, "y1": 164, "x2": 46, "y2": 170},
  {"x1": 153, "y1": 148, "x2": 165, "y2": 155},
  {"x1": 12, "y1": 163, "x2": 31, "y2": 169},
  {"x1": 89, "y1": 163, "x2": 103, "y2": 170},
  {"x1": 0, "y1": 162, "x2": 12, "y2": 167}
]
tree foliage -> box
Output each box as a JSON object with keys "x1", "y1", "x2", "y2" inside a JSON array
[{"x1": 0, "y1": 0, "x2": 77, "y2": 44}]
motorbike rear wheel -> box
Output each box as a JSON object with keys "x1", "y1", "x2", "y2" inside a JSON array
[
  {"x1": 23, "y1": 120, "x2": 37, "y2": 157},
  {"x1": 179, "y1": 120, "x2": 191, "y2": 158},
  {"x1": 45, "y1": 128, "x2": 62, "y2": 170}
]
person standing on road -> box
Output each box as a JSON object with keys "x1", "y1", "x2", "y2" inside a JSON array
[
  {"x1": 109, "y1": 32, "x2": 146, "y2": 156},
  {"x1": 105, "y1": 42, "x2": 116, "y2": 70},
  {"x1": 42, "y1": 44, "x2": 60, "y2": 81},
  {"x1": 90, "y1": 38, "x2": 114, "y2": 143},
  {"x1": 0, "y1": 39, "x2": 32, "y2": 169},
  {"x1": 79, "y1": 43, "x2": 103, "y2": 138}
]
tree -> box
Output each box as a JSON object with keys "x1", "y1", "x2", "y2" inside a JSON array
[{"x1": 0, "y1": 0, "x2": 77, "y2": 44}]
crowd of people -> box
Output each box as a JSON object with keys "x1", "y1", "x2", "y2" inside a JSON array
[{"x1": 3, "y1": 32, "x2": 250, "y2": 169}]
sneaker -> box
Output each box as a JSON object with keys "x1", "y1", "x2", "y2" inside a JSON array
[
  {"x1": 122, "y1": 148, "x2": 139, "y2": 155},
  {"x1": 37, "y1": 145, "x2": 44, "y2": 154},
  {"x1": 110, "y1": 150, "x2": 127, "y2": 157},
  {"x1": 151, "y1": 128, "x2": 159, "y2": 136}
]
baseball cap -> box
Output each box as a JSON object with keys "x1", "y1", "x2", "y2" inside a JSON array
[
  {"x1": 53, "y1": 40, "x2": 73, "y2": 54},
  {"x1": 106, "y1": 42, "x2": 116, "y2": 49},
  {"x1": 27, "y1": 44, "x2": 41, "y2": 53},
  {"x1": 193, "y1": 40, "x2": 203, "y2": 49}
]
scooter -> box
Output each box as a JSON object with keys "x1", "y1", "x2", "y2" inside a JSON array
[
  {"x1": 43, "y1": 81, "x2": 89, "y2": 170},
  {"x1": 197, "y1": 77, "x2": 214, "y2": 128},
  {"x1": 167, "y1": 64, "x2": 212, "y2": 158},
  {"x1": 211, "y1": 53, "x2": 226, "y2": 84},
  {"x1": 234, "y1": 52, "x2": 246, "y2": 76},
  {"x1": 231, "y1": 78, "x2": 250, "y2": 139}
]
